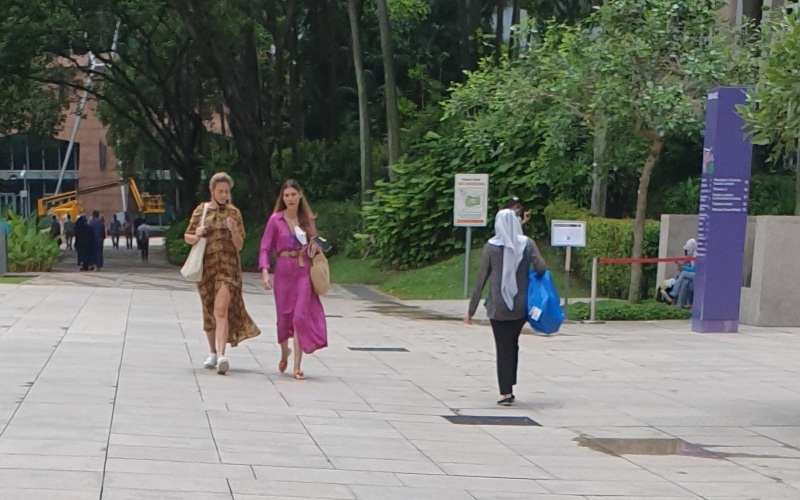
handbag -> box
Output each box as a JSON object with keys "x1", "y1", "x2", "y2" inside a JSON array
[
  {"x1": 527, "y1": 270, "x2": 565, "y2": 335},
  {"x1": 310, "y1": 251, "x2": 331, "y2": 296},
  {"x1": 180, "y1": 203, "x2": 209, "y2": 282}
]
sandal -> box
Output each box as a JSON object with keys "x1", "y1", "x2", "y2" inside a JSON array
[
  {"x1": 294, "y1": 369, "x2": 305, "y2": 380},
  {"x1": 279, "y1": 349, "x2": 291, "y2": 373}
]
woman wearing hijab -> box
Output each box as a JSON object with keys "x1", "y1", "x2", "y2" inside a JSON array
[
  {"x1": 466, "y1": 209, "x2": 547, "y2": 406},
  {"x1": 666, "y1": 238, "x2": 697, "y2": 309}
]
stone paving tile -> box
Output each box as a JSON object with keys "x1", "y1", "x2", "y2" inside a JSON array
[
  {"x1": 348, "y1": 485, "x2": 474, "y2": 500},
  {"x1": 229, "y1": 479, "x2": 356, "y2": 499},
  {"x1": 104, "y1": 458, "x2": 255, "y2": 479},
  {"x1": 102, "y1": 491, "x2": 232, "y2": 500},
  {"x1": 396, "y1": 472, "x2": 551, "y2": 493},
  {"x1": 0, "y1": 489, "x2": 98, "y2": 500},
  {"x1": 103, "y1": 472, "x2": 231, "y2": 493},
  {"x1": 0, "y1": 454, "x2": 104, "y2": 472},
  {"x1": 538, "y1": 479, "x2": 696, "y2": 497},
  {"x1": 251, "y1": 466, "x2": 402, "y2": 486},
  {"x1": 0, "y1": 468, "x2": 102, "y2": 491}
]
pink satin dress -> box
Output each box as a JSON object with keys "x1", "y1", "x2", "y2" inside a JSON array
[{"x1": 258, "y1": 212, "x2": 328, "y2": 354}]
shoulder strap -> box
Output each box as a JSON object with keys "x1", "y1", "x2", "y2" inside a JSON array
[{"x1": 200, "y1": 203, "x2": 209, "y2": 225}]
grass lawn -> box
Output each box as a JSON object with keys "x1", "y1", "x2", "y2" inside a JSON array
[
  {"x1": 330, "y1": 241, "x2": 591, "y2": 301},
  {"x1": 329, "y1": 255, "x2": 393, "y2": 285},
  {"x1": 0, "y1": 276, "x2": 31, "y2": 284}
]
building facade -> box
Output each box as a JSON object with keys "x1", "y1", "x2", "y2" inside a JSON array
[{"x1": 0, "y1": 95, "x2": 122, "y2": 220}]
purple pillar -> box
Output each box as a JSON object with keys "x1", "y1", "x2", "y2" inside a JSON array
[{"x1": 692, "y1": 87, "x2": 752, "y2": 333}]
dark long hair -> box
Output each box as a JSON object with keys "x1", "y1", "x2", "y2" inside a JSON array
[{"x1": 273, "y1": 179, "x2": 315, "y2": 236}]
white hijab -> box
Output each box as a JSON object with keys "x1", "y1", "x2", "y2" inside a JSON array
[
  {"x1": 488, "y1": 209, "x2": 529, "y2": 310},
  {"x1": 683, "y1": 238, "x2": 697, "y2": 257}
]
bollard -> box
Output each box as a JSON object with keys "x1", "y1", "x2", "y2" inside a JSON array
[
  {"x1": 582, "y1": 257, "x2": 605, "y2": 324},
  {"x1": 0, "y1": 223, "x2": 7, "y2": 276}
]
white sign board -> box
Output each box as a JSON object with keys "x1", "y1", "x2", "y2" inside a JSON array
[
  {"x1": 551, "y1": 220, "x2": 586, "y2": 248},
  {"x1": 453, "y1": 174, "x2": 489, "y2": 227}
]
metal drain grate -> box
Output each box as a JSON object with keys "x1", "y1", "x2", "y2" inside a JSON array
[
  {"x1": 443, "y1": 415, "x2": 541, "y2": 426},
  {"x1": 348, "y1": 347, "x2": 409, "y2": 352}
]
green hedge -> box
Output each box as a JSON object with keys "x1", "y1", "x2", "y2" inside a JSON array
[
  {"x1": 566, "y1": 300, "x2": 691, "y2": 321},
  {"x1": 544, "y1": 201, "x2": 659, "y2": 298}
]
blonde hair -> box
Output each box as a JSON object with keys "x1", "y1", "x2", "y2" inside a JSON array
[
  {"x1": 209, "y1": 172, "x2": 234, "y2": 190},
  {"x1": 274, "y1": 179, "x2": 315, "y2": 236}
]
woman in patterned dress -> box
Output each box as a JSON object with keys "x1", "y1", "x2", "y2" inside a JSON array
[
  {"x1": 259, "y1": 179, "x2": 328, "y2": 379},
  {"x1": 184, "y1": 172, "x2": 260, "y2": 374}
]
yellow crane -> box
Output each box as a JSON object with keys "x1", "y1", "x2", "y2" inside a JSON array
[{"x1": 37, "y1": 178, "x2": 165, "y2": 220}]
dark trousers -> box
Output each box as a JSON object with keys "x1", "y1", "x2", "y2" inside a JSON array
[
  {"x1": 139, "y1": 237, "x2": 149, "y2": 262},
  {"x1": 125, "y1": 235, "x2": 133, "y2": 249},
  {"x1": 111, "y1": 235, "x2": 119, "y2": 249},
  {"x1": 490, "y1": 318, "x2": 527, "y2": 395}
]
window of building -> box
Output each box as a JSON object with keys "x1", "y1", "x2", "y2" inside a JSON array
[
  {"x1": 26, "y1": 135, "x2": 44, "y2": 169},
  {"x1": 11, "y1": 135, "x2": 28, "y2": 169},
  {"x1": 0, "y1": 138, "x2": 11, "y2": 170}
]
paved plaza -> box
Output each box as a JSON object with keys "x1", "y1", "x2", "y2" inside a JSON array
[{"x1": 2, "y1": 243, "x2": 800, "y2": 499}]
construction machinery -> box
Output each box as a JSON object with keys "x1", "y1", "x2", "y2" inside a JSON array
[{"x1": 37, "y1": 178, "x2": 165, "y2": 220}]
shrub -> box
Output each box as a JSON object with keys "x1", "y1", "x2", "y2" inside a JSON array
[
  {"x1": 749, "y1": 174, "x2": 794, "y2": 215},
  {"x1": 313, "y1": 200, "x2": 361, "y2": 255},
  {"x1": 4, "y1": 212, "x2": 60, "y2": 272},
  {"x1": 565, "y1": 300, "x2": 691, "y2": 321},
  {"x1": 661, "y1": 174, "x2": 794, "y2": 216},
  {"x1": 240, "y1": 221, "x2": 265, "y2": 270},
  {"x1": 544, "y1": 202, "x2": 660, "y2": 298},
  {"x1": 164, "y1": 219, "x2": 190, "y2": 265},
  {"x1": 661, "y1": 177, "x2": 701, "y2": 215}
]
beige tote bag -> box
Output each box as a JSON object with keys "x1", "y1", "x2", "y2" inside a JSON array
[{"x1": 180, "y1": 203, "x2": 209, "y2": 282}]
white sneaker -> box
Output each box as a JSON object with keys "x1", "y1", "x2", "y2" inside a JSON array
[
  {"x1": 203, "y1": 354, "x2": 217, "y2": 369},
  {"x1": 216, "y1": 357, "x2": 229, "y2": 375}
]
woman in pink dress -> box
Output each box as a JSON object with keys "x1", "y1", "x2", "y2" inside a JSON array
[{"x1": 259, "y1": 179, "x2": 328, "y2": 379}]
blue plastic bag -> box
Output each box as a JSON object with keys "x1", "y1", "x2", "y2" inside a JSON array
[{"x1": 527, "y1": 270, "x2": 565, "y2": 334}]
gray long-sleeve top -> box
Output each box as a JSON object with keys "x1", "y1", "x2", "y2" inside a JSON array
[{"x1": 468, "y1": 239, "x2": 547, "y2": 321}]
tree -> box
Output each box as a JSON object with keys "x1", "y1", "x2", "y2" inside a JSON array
[
  {"x1": 347, "y1": 0, "x2": 374, "y2": 200},
  {"x1": 169, "y1": 0, "x2": 283, "y2": 215},
  {"x1": 740, "y1": 9, "x2": 800, "y2": 214},
  {"x1": 0, "y1": 0, "x2": 216, "y2": 211},
  {"x1": 587, "y1": 0, "x2": 758, "y2": 302},
  {"x1": 0, "y1": 1, "x2": 72, "y2": 137}
]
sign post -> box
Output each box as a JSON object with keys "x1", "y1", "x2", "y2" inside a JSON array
[
  {"x1": 692, "y1": 87, "x2": 752, "y2": 333},
  {"x1": 454, "y1": 174, "x2": 489, "y2": 297},
  {"x1": 551, "y1": 220, "x2": 587, "y2": 319}
]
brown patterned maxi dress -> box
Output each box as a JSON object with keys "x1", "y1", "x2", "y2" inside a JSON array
[{"x1": 187, "y1": 202, "x2": 260, "y2": 346}]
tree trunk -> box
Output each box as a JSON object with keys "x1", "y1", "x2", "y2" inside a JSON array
[
  {"x1": 376, "y1": 0, "x2": 401, "y2": 177},
  {"x1": 590, "y1": 114, "x2": 608, "y2": 216},
  {"x1": 171, "y1": 3, "x2": 276, "y2": 216},
  {"x1": 308, "y1": 0, "x2": 338, "y2": 143},
  {"x1": 494, "y1": 0, "x2": 504, "y2": 66},
  {"x1": 289, "y1": 14, "x2": 302, "y2": 173},
  {"x1": 628, "y1": 137, "x2": 664, "y2": 303},
  {"x1": 347, "y1": 0, "x2": 373, "y2": 201},
  {"x1": 458, "y1": 0, "x2": 480, "y2": 73},
  {"x1": 509, "y1": 0, "x2": 521, "y2": 59}
]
